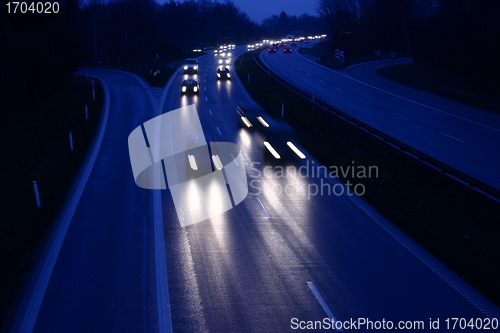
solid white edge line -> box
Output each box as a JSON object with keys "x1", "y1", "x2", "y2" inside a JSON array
[
  {"x1": 293, "y1": 50, "x2": 500, "y2": 133},
  {"x1": 153, "y1": 67, "x2": 181, "y2": 333},
  {"x1": 254, "y1": 197, "x2": 270, "y2": 219},
  {"x1": 15, "y1": 74, "x2": 111, "y2": 333},
  {"x1": 393, "y1": 112, "x2": 409, "y2": 120},
  {"x1": 248, "y1": 51, "x2": 500, "y2": 314},
  {"x1": 440, "y1": 132, "x2": 465, "y2": 143},
  {"x1": 153, "y1": 188, "x2": 174, "y2": 333},
  {"x1": 307, "y1": 282, "x2": 343, "y2": 332},
  {"x1": 317, "y1": 167, "x2": 500, "y2": 318}
]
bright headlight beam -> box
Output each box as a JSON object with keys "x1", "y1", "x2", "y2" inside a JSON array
[
  {"x1": 188, "y1": 154, "x2": 198, "y2": 170},
  {"x1": 287, "y1": 141, "x2": 306, "y2": 159},
  {"x1": 241, "y1": 117, "x2": 253, "y2": 128},
  {"x1": 264, "y1": 141, "x2": 281, "y2": 159},
  {"x1": 257, "y1": 116, "x2": 269, "y2": 128},
  {"x1": 212, "y1": 155, "x2": 223, "y2": 170}
]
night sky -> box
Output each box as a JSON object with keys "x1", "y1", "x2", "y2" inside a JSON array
[
  {"x1": 156, "y1": 0, "x2": 318, "y2": 24},
  {"x1": 232, "y1": 0, "x2": 318, "y2": 23}
]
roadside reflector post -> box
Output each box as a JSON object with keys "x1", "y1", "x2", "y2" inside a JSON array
[
  {"x1": 92, "y1": 88, "x2": 96, "y2": 100},
  {"x1": 69, "y1": 132, "x2": 74, "y2": 151},
  {"x1": 281, "y1": 103, "x2": 284, "y2": 118},
  {"x1": 85, "y1": 105, "x2": 88, "y2": 119},
  {"x1": 33, "y1": 181, "x2": 41, "y2": 208}
]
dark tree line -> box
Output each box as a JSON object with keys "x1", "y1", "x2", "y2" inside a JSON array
[
  {"x1": 262, "y1": 11, "x2": 323, "y2": 39},
  {"x1": 317, "y1": 0, "x2": 500, "y2": 86},
  {"x1": 3, "y1": 0, "x2": 299, "y2": 105}
]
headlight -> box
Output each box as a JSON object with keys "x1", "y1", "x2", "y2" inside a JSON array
[
  {"x1": 184, "y1": 66, "x2": 188, "y2": 70},
  {"x1": 194, "y1": 66, "x2": 198, "y2": 70},
  {"x1": 227, "y1": 73, "x2": 230, "y2": 78},
  {"x1": 182, "y1": 86, "x2": 186, "y2": 92},
  {"x1": 193, "y1": 86, "x2": 198, "y2": 92},
  {"x1": 217, "y1": 73, "x2": 221, "y2": 77},
  {"x1": 219, "y1": 60, "x2": 222, "y2": 64}
]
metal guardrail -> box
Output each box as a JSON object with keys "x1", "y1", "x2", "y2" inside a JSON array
[{"x1": 251, "y1": 50, "x2": 500, "y2": 203}]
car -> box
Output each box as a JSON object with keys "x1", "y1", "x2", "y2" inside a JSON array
[
  {"x1": 181, "y1": 79, "x2": 199, "y2": 94},
  {"x1": 183, "y1": 58, "x2": 198, "y2": 74},
  {"x1": 283, "y1": 48, "x2": 293, "y2": 53},
  {"x1": 218, "y1": 56, "x2": 230, "y2": 65},
  {"x1": 268, "y1": 47, "x2": 277, "y2": 53},
  {"x1": 216, "y1": 67, "x2": 231, "y2": 80}
]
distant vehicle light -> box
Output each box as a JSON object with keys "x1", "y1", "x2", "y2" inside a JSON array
[
  {"x1": 264, "y1": 141, "x2": 281, "y2": 159},
  {"x1": 193, "y1": 86, "x2": 198, "y2": 92},
  {"x1": 212, "y1": 155, "x2": 224, "y2": 170},
  {"x1": 257, "y1": 116, "x2": 269, "y2": 127},
  {"x1": 217, "y1": 73, "x2": 221, "y2": 78},
  {"x1": 287, "y1": 141, "x2": 306, "y2": 159},
  {"x1": 188, "y1": 155, "x2": 198, "y2": 170},
  {"x1": 241, "y1": 117, "x2": 253, "y2": 128},
  {"x1": 184, "y1": 66, "x2": 188, "y2": 69},
  {"x1": 182, "y1": 86, "x2": 187, "y2": 92}
]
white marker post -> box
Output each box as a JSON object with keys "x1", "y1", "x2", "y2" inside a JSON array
[
  {"x1": 281, "y1": 103, "x2": 284, "y2": 118},
  {"x1": 69, "y1": 132, "x2": 74, "y2": 151},
  {"x1": 33, "y1": 181, "x2": 41, "y2": 208},
  {"x1": 91, "y1": 78, "x2": 95, "y2": 100},
  {"x1": 85, "y1": 105, "x2": 88, "y2": 119}
]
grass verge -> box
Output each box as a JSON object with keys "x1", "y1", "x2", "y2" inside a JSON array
[
  {"x1": 0, "y1": 76, "x2": 103, "y2": 328},
  {"x1": 377, "y1": 63, "x2": 500, "y2": 115},
  {"x1": 236, "y1": 52, "x2": 500, "y2": 307}
]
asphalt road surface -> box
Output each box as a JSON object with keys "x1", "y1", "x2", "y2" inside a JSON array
[
  {"x1": 260, "y1": 44, "x2": 500, "y2": 191},
  {"x1": 10, "y1": 46, "x2": 499, "y2": 333}
]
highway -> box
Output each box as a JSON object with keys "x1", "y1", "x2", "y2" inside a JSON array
[
  {"x1": 260, "y1": 44, "x2": 500, "y2": 191},
  {"x1": 10, "y1": 45, "x2": 499, "y2": 333}
]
